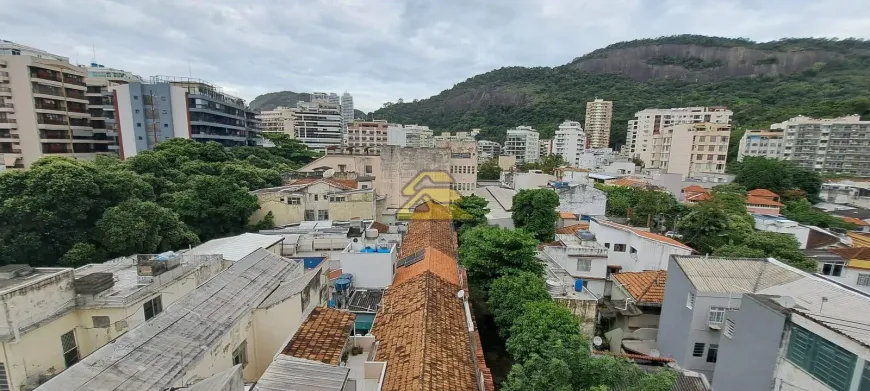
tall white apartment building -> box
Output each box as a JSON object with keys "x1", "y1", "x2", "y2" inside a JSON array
[
  {"x1": 328, "y1": 92, "x2": 340, "y2": 107},
  {"x1": 504, "y1": 126, "x2": 540, "y2": 164},
  {"x1": 627, "y1": 106, "x2": 732, "y2": 164},
  {"x1": 778, "y1": 115, "x2": 870, "y2": 176},
  {"x1": 84, "y1": 64, "x2": 145, "y2": 158},
  {"x1": 257, "y1": 106, "x2": 294, "y2": 135},
  {"x1": 311, "y1": 92, "x2": 329, "y2": 104},
  {"x1": 648, "y1": 122, "x2": 730, "y2": 178},
  {"x1": 737, "y1": 129, "x2": 785, "y2": 161},
  {"x1": 340, "y1": 92, "x2": 354, "y2": 124},
  {"x1": 386, "y1": 124, "x2": 434, "y2": 148},
  {"x1": 477, "y1": 140, "x2": 501, "y2": 162},
  {"x1": 0, "y1": 40, "x2": 115, "y2": 169},
  {"x1": 585, "y1": 99, "x2": 612, "y2": 148},
  {"x1": 553, "y1": 120, "x2": 587, "y2": 167},
  {"x1": 623, "y1": 119, "x2": 639, "y2": 156},
  {"x1": 290, "y1": 101, "x2": 343, "y2": 151}
]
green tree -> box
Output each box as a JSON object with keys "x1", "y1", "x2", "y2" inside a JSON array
[
  {"x1": 168, "y1": 175, "x2": 260, "y2": 240},
  {"x1": 96, "y1": 199, "x2": 200, "y2": 257},
  {"x1": 458, "y1": 226, "x2": 541, "y2": 291},
  {"x1": 782, "y1": 198, "x2": 856, "y2": 230},
  {"x1": 628, "y1": 189, "x2": 679, "y2": 228},
  {"x1": 60, "y1": 243, "x2": 100, "y2": 267},
  {"x1": 452, "y1": 195, "x2": 490, "y2": 232},
  {"x1": 502, "y1": 352, "x2": 574, "y2": 391},
  {"x1": 715, "y1": 232, "x2": 817, "y2": 271},
  {"x1": 477, "y1": 158, "x2": 501, "y2": 180},
  {"x1": 487, "y1": 272, "x2": 551, "y2": 337},
  {"x1": 506, "y1": 301, "x2": 586, "y2": 361},
  {"x1": 512, "y1": 189, "x2": 559, "y2": 241},
  {"x1": 711, "y1": 183, "x2": 747, "y2": 195},
  {"x1": 678, "y1": 195, "x2": 754, "y2": 254},
  {"x1": 733, "y1": 157, "x2": 823, "y2": 202}
]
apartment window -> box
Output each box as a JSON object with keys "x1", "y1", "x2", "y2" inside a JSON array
[
  {"x1": 135, "y1": 109, "x2": 140, "y2": 114},
  {"x1": 613, "y1": 244, "x2": 626, "y2": 252},
  {"x1": 857, "y1": 273, "x2": 870, "y2": 286},
  {"x1": 696, "y1": 154, "x2": 703, "y2": 160},
  {"x1": 133, "y1": 95, "x2": 138, "y2": 100},
  {"x1": 820, "y1": 261, "x2": 844, "y2": 277},
  {"x1": 708, "y1": 306, "x2": 727, "y2": 325},
  {"x1": 630, "y1": 247, "x2": 637, "y2": 254},
  {"x1": 724, "y1": 319, "x2": 736, "y2": 339},
  {"x1": 318, "y1": 210, "x2": 329, "y2": 220},
  {"x1": 136, "y1": 122, "x2": 142, "y2": 127},
  {"x1": 721, "y1": 136, "x2": 728, "y2": 142},
  {"x1": 143, "y1": 296, "x2": 163, "y2": 320},
  {"x1": 365, "y1": 165, "x2": 373, "y2": 174},
  {"x1": 361, "y1": 184, "x2": 369, "y2": 189},
  {"x1": 232, "y1": 340, "x2": 248, "y2": 368},
  {"x1": 329, "y1": 196, "x2": 345, "y2": 202},
  {"x1": 163, "y1": 123, "x2": 168, "y2": 128},
  {"x1": 286, "y1": 197, "x2": 300, "y2": 205},
  {"x1": 706, "y1": 344, "x2": 719, "y2": 363},
  {"x1": 692, "y1": 342, "x2": 705, "y2": 357},
  {"x1": 576, "y1": 259, "x2": 592, "y2": 272},
  {"x1": 787, "y1": 325, "x2": 856, "y2": 391},
  {"x1": 313, "y1": 194, "x2": 319, "y2": 201},
  {"x1": 698, "y1": 136, "x2": 706, "y2": 142},
  {"x1": 604, "y1": 243, "x2": 611, "y2": 249},
  {"x1": 687, "y1": 292, "x2": 695, "y2": 309},
  {"x1": 338, "y1": 164, "x2": 346, "y2": 172},
  {"x1": 708, "y1": 145, "x2": 715, "y2": 151},
  {"x1": 61, "y1": 330, "x2": 80, "y2": 368},
  {"x1": 304, "y1": 210, "x2": 316, "y2": 220},
  {"x1": 161, "y1": 96, "x2": 166, "y2": 101},
  {"x1": 91, "y1": 316, "x2": 110, "y2": 328}
]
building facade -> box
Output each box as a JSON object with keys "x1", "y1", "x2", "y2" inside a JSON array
[
  {"x1": 477, "y1": 140, "x2": 501, "y2": 162},
  {"x1": 539, "y1": 138, "x2": 553, "y2": 158},
  {"x1": 109, "y1": 82, "x2": 191, "y2": 158},
  {"x1": 503, "y1": 126, "x2": 540, "y2": 164},
  {"x1": 340, "y1": 92, "x2": 354, "y2": 124},
  {"x1": 84, "y1": 64, "x2": 145, "y2": 158},
  {"x1": 250, "y1": 180, "x2": 377, "y2": 227},
  {"x1": 588, "y1": 218, "x2": 694, "y2": 272},
  {"x1": 554, "y1": 120, "x2": 587, "y2": 167},
  {"x1": 779, "y1": 115, "x2": 870, "y2": 176},
  {"x1": 257, "y1": 106, "x2": 294, "y2": 135},
  {"x1": 386, "y1": 124, "x2": 434, "y2": 148},
  {"x1": 737, "y1": 129, "x2": 785, "y2": 161},
  {"x1": 585, "y1": 98, "x2": 613, "y2": 148},
  {"x1": 290, "y1": 101, "x2": 344, "y2": 152},
  {"x1": 628, "y1": 107, "x2": 732, "y2": 164},
  {"x1": 647, "y1": 123, "x2": 731, "y2": 178},
  {"x1": 346, "y1": 120, "x2": 389, "y2": 148}
]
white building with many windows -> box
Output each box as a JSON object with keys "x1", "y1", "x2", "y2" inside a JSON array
[
  {"x1": 778, "y1": 115, "x2": 870, "y2": 176},
  {"x1": 585, "y1": 99, "x2": 613, "y2": 148},
  {"x1": 627, "y1": 106, "x2": 732, "y2": 164},
  {"x1": 290, "y1": 101, "x2": 344, "y2": 152},
  {"x1": 503, "y1": 126, "x2": 540, "y2": 164},
  {"x1": 737, "y1": 129, "x2": 785, "y2": 161},
  {"x1": 554, "y1": 120, "x2": 587, "y2": 167},
  {"x1": 386, "y1": 124, "x2": 434, "y2": 148}
]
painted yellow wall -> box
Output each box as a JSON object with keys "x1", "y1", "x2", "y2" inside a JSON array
[
  {"x1": 1, "y1": 311, "x2": 79, "y2": 391},
  {"x1": 251, "y1": 296, "x2": 302, "y2": 377}
]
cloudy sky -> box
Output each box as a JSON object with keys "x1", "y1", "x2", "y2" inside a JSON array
[{"x1": 1, "y1": 0, "x2": 867, "y2": 111}]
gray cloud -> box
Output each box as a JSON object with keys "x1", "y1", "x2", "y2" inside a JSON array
[{"x1": 1, "y1": 0, "x2": 867, "y2": 111}]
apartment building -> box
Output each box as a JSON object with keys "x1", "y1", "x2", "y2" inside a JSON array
[
  {"x1": 477, "y1": 139, "x2": 500, "y2": 162},
  {"x1": 257, "y1": 106, "x2": 294, "y2": 135},
  {"x1": 108, "y1": 82, "x2": 191, "y2": 158},
  {"x1": 554, "y1": 120, "x2": 587, "y2": 167},
  {"x1": 340, "y1": 92, "x2": 354, "y2": 124},
  {"x1": 540, "y1": 231, "x2": 609, "y2": 297},
  {"x1": 627, "y1": 107, "x2": 732, "y2": 163},
  {"x1": 0, "y1": 41, "x2": 112, "y2": 168},
  {"x1": 386, "y1": 124, "x2": 434, "y2": 148},
  {"x1": 299, "y1": 151, "x2": 384, "y2": 197},
  {"x1": 778, "y1": 115, "x2": 870, "y2": 176},
  {"x1": 346, "y1": 119, "x2": 389, "y2": 148},
  {"x1": 539, "y1": 138, "x2": 553, "y2": 158},
  {"x1": 250, "y1": 178, "x2": 378, "y2": 226},
  {"x1": 503, "y1": 125, "x2": 540, "y2": 164},
  {"x1": 433, "y1": 129, "x2": 479, "y2": 142},
  {"x1": 585, "y1": 98, "x2": 613, "y2": 148},
  {"x1": 589, "y1": 218, "x2": 694, "y2": 272},
  {"x1": 737, "y1": 129, "x2": 785, "y2": 161},
  {"x1": 84, "y1": 64, "x2": 144, "y2": 158},
  {"x1": 648, "y1": 123, "x2": 731, "y2": 178},
  {"x1": 290, "y1": 101, "x2": 344, "y2": 152}
]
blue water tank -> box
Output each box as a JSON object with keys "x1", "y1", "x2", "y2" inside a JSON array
[
  {"x1": 328, "y1": 299, "x2": 336, "y2": 308},
  {"x1": 335, "y1": 278, "x2": 351, "y2": 292},
  {"x1": 361, "y1": 246, "x2": 376, "y2": 253},
  {"x1": 377, "y1": 246, "x2": 391, "y2": 253},
  {"x1": 339, "y1": 273, "x2": 354, "y2": 282},
  {"x1": 574, "y1": 279, "x2": 584, "y2": 292}
]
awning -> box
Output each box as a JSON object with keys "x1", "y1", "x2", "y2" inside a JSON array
[{"x1": 3, "y1": 156, "x2": 20, "y2": 167}]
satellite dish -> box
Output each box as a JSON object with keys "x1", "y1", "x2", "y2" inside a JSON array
[
  {"x1": 776, "y1": 296, "x2": 796, "y2": 309},
  {"x1": 650, "y1": 349, "x2": 661, "y2": 358},
  {"x1": 592, "y1": 336, "x2": 603, "y2": 347},
  {"x1": 322, "y1": 169, "x2": 335, "y2": 178}
]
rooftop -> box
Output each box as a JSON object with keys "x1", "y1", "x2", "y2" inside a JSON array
[
  {"x1": 38, "y1": 249, "x2": 299, "y2": 391},
  {"x1": 282, "y1": 307, "x2": 356, "y2": 366},
  {"x1": 748, "y1": 188, "x2": 779, "y2": 198},
  {"x1": 253, "y1": 355, "x2": 350, "y2": 391},
  {"x1": 612, "y1": 271, "x2": 668, "y2": 304},
  {"x1": 840, "y1": 216, "x2": 870, "y2": 226},
  {"x1": 673, "y1": 256, "x2": 804, "y2": 293},
  {"x1": 0, "y1": 266, "x2": 69, "y2": 293},
  {"x1": 398, "y1": 210, "x2": 457, "y2": 258},
  {"x1": 289, "y1": 177, "x2": 359, "y2": 190},
  {"x1": 347, "y1": 289, "x2": 385, "y2": 312},
  {"x1": 394, "y1": 247, "x2": 460, "y2": 286},
  {"x1": 745, "y1": 195, "x2": 784, "y2": 207},
  {"x1": 184, "y1": 233, "x2": 284, "y2": 261},
  {"x1": 559, "y1": 211, "x2": 578, "y2": 219},
  {"x1": 555, "y1": 223, "x2": 591, "y2": 235},
  {"x1": 594, "y1": 219, "x2": 694, "y2": 251}
]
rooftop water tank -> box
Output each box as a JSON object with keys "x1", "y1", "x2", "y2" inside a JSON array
[
  {"x1": 335, "y1": 278, "x2": 351, "y2": 292},
  {"x1": 546, "y1": 279, "x2": 564, "y2": 295},
  {"x1": 574, "y1": 279, "x2": 584, "y2": 292},
  {"x1": 576, "y1": 230, "x2": 595, "y2": 241},
  {"x1": 339, "y1": 273, "x2": 353, "y2": 281},
  {"x1": 365, "y1": 228, "x2": 379, "y2": 239}
]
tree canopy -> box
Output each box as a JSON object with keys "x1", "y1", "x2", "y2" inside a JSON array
[
  {"x1": 458, "y1": 226, "x2": 542, "y2": 292},
  {"x1": 452, "y1": 195, "x2": 490, "y2": 233},
  {"x1": 487, "y1": 272, "x2": 551, "y2": 338},
  {"x1": 732, "y1": 157, "x2": 823, "y2": 202},
  {"x1": 478, "y1": 159, "x2": 501, "y2": 180},
  {"x1": 512, "y1": 189, "x2": 559, "y2": 241}
]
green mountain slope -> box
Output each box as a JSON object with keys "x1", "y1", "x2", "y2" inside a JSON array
[
  {"x1": 371, "y1": 35, "x2": 870, "y2": 149},
  {"x1": 249, "y1": 91, "x2": 365, "y2": 119}
]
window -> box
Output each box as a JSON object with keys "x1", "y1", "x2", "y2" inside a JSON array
[
  {"x1": 858, "y1": 273, "x2": 870, "y2": 286},
  {"x1": 613, "y1": 244, "x2": 626, "y2": 252},
  {"x1": 133, "y1": 95, "x2": 138, "y2": 100},
  {"x1": 163, "y1": 123, "x2": 168, "y2": 128},
  {"x1": 338, "y1": 164, "x2": 346, "y2": 172},
  {"x1": 313, "y1": 194, "x2": 319, "y2": 201},
  {"x1": 604, "y1": 243, "x2": 611, "y2": 249},
  {"x1": 61, "y1": 330, "x2": 79, "y2": 368},
  {"x1": 135, "y1": 109, "x2": 140, "y2": 114},
  {"x1": 143, "y1": 296, "x2": 163, "y2": 320},
  {"x1": 708, "y1": 306, "x2": 727, "y2": 325},
  {"x1": 821, "y1": 261, "x2": 844, "y2": 277},
  {"x1": 136, "y1": 122, "x2": 141, "y2": 127},
  {"x1": 286, "y1": 197, "x2": 300, "y2": 205},
  {"x1": 329, "y1": 196, "x2": 345, "y2": 202},
  {"x1": 724, "y1": 319, "x2": 735, "y2": 339},
  {"x1": 687, "y1": 292, "x2": 695, "y2": 309},
  {"x1": 630, "y1": 247, "x2": 637, "y2": 254},
  {"x1": 787, "y1": 325, "x2": 856, "y2": 391},
  {"x1": 706, "y1": 344, "x2": 718, "y2": 363},
  {"x1": 361, "y1": 184, "x2": 369, "y2": 189},
  {"x1": 162, "y1": 110, "x2": 168, "y2": 114},
  {"x1": 698, "y1": 136, "x2": 706, "y2": 142},
  {"x1": 318, "y1": 210, "x2": 329, "y2": 220},
  {"x1": 692, "y1": 343, "x2": 705, "y2": 357},
  {"x1": 576, "y1": 259, "x2": 592, "y2": 272},
  {"x1": 365, "y1": 165, "x2": 373, "y2": 174},
  {"x1": 304, "y1": 210, "x2": 316, "y2": 220},
  {"x1": 232, "y1": 340, "x2": 248, "y2": 368},
  {"x1": 161, "y1": 96, "x2": 166, "y2": 101},
  {"x1": 92, "y1": 316, "x2": 110, "y2": 328},
  {"x1": 860, "y1": 362, "x2": 870, "y2": 391},
  {"x1": 0, "y1": 362, "x2": 8, "y2": 391}
]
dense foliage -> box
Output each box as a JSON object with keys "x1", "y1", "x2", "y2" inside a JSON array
[
  {"x1": 372, "y1": 36, "x2": 870, "y2": 149},
  {"x1": 512, "y1": 189, "x2": 559, "y2": 241},
  {"x1": 732, "y1": 157, "x2": 823, "y2": 202},
  {"x1": 0, "y1": 137, "x2": 317, "y2": 267},
  {"x1": 458, "y1": 226, "x2": 542, "y2": 292},
  {"x1": 487, "y1": 272, "x2": 551, "y2": 338},
  {"x1": 451, "y1": 195, "x2": 490, "y2": 233},
  {"x1": 595, "y1": 184, "x2": 685, "y2": 230},
  {"x1": 477, "y1": 159, "x2": 501, "y2": 180},
  {"x1": 517, "y1": 154, "x2": 567, "y2": 175},
  {"x1": 782, "y1": 198, "x2": 856, "y2": 230}
]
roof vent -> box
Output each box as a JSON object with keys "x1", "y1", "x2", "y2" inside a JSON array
[{"x1": 0, "y1": 264, "x2": 33, "y2": 279}]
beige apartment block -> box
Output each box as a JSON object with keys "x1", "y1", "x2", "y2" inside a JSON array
[
  {"x1": 628, "y1": 106, "x2": 732, "y2": 165},
  {"x1": 257, "y1": 106, "x2": 294, "y2": 136},
  {"x1": 737, "y1": 129, "x2": 785, "y2": 161},
  {"x1": 504, "y1": 126, "x2": 539, "y2": 164},
  {"x1": 778, "y1": 115, "x2": 870, "y2": 176},
  {"x1": 585, "y1": 98, "x2": 613, "y2": 148},
  {"x1": 250, "y1": 179, "x2": 378, "y2": 227},
  {"x1": 648, "y1": 122, "x2": 730, "y2": 178},
  {"x1": 0, "y1": 52, "x2": 109, "y2": 168},
  {"x1": 347, "y1": 120, "x2": 389, "y2": 149},
  {"x1": 299, "y1": 150, "x2": 384, "y2": 197}
]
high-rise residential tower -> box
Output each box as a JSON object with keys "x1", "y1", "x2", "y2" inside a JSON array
[
  {"x1": 341, "y1": 92, "x2": 354, "y2": 123},
  {"x1": 584, "y1": 98, "x2": 612, "y2": 148},
  {"x1": 553, "y1": 120, "x2": 587, "y2": 167},
  {"x1": 503, "y1": 126, "x2": 540, "y2": 164},
  {"x1": 627, "y1": 106, "x2": 732, "y2": 165}
]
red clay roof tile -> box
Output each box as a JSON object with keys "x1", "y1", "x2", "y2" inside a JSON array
[
  {"x1": 612, "y1": 271, "x2": 668, "y2": 304},
  {"x1": 282, "y1": 307, "x2": 355, "y2": 365}
]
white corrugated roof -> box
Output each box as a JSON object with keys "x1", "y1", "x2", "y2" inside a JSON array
[
  {"x1": 253, "y1": 355, "x2": 349, "y2": 391},
  {"x1": 186, "y1": 233, "x2": 284, "y2": 261},
  {"x1": 674, "y1": 256, "x2": 804, "y2": 293}
]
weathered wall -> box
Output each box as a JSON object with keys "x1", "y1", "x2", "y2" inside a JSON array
[{"x1": 553, "y1": 298, "x2": 596, "y2": 338}]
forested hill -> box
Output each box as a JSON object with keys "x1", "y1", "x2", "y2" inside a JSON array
[
  {"x1": 371, "y1": 35, "x2": 870, "y2": 149},
  {"x1": 249, "y1": 90, "x2": 365, "y2": 119}
]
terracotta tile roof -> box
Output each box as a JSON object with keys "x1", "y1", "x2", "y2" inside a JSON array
[
  {"x1": 399, "y1": 214, "x2": 457, "y2": 258},
  {"x1": 609, "y1": 178, "x2": 647, "y2": 187},
  {"x1": 328, "y1": 269, "x2": 343, "y2": 280},
  {"x1": 840, "y1": 216, "x2": 870, "y2": 226},
  {"x1": 612, "y1": 271, "x2": 668, "y2": 304},
  {"x1": 685, "y1": 192, "x2": 712, "y2": 202},
  {"x1": 682, "y1": 185, "x2": 707, "y2": 193},
  {"x1": 372, "y1": 272, "x2": 478, "y2": 391},
  {"x1": 555, "y1": 223, "x2": 590, "y2": 234},
  {"x1": 745, "y1": 195, "x2": 784, "y2": 207},
  {"x1": 290, "y1": 177, "x2": 357, "y2": 190},
  {"x1": 830, "y1": 247, "x2": 870, "y2": 261},
  {"x1": 559, "y1": 211, "x2": 578, "y2": 219},
  {"x1": 393, "y1": 247, "x2": 460, "y2": 286},
  {"x1": 282, "y1": 307, "x2": 355, "y2": 365},
  {"x1": 595, "y1": 220, "x2": 694, "y2": 251},
  {"x1": 748, "y1": 188, "x2": 779, "y2": 198},
  {"x1": 370, "y1": 221, "x2": 390, "y2": 233}
]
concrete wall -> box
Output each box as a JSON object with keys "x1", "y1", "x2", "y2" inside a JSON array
[
  {"x1": 556, "y1": 184, "x2": 606, "y2": 217},
  {"x1": 340, "y1": 248, "x2": 397, "y2": 289},
  {"x1": 589, "y1": 220, "x2": 693, "y2": 272},
  {"x1": 0, "y1": 270, "x2": 74, "y2": 333},
  {"x1": 251, "y1": 296, "x2": 302, "y2": 378},
  {"x1": 712, "y1": 295, "x2": 786, "y2": 391},
  {"x1": 552, "y1": 298, "x2": 597, "y2": 338},
  {"x1": 251, "y1": 186, "x2": 376, "y2": 227},
  {"x1": 1, "y1": 311, "x2": 80, "y2": 391},
  {"x1": 299, "y1": 155, "x2": 383, "y2": 196},
  {"x1": 657, "y1": 260, "x2": 695, "y2": 368},
  {"x1": 381, "y1": 145, "x2": 452, "y2": 209}
]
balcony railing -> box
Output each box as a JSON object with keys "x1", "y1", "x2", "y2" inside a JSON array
[
  {"x1": 0, "y1": 119, "x2": 16, "y2": 124},
  {"x1": 0, "y1": 87, "x2": 11, "y2": 93}
]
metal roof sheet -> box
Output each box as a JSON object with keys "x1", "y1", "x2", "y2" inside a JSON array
[
  {"x1": 258, "y1": 262, "x2": 324, "y2": 309},
  {"x1": 185, "y1": 233, "x2": 284, "y2": 261},
  {"x1": 674, "y1": 256, "x2": 804, "y2": 293},
  {"x1": 252, "y1": 355, "x2": 349, "y2": 391}
]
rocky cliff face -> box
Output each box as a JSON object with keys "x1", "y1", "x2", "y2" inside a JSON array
[{"x1": 568, "y1": 44, "x2": 843, "y2": 82}]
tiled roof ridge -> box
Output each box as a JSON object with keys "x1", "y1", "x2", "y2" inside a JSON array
[{"x1": 637, "y1": 271, "x2": 666, "y2": 302}]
